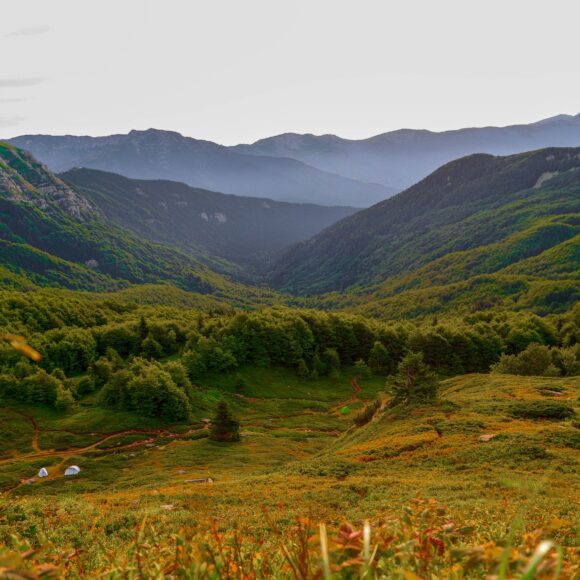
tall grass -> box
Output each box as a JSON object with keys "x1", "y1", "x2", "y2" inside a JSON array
[{"x1": 0, "y1": 498, "x2": 575, "y2": 579}]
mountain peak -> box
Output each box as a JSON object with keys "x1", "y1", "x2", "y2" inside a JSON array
[
  {"x1": 128, "y1": 128, "x2": 185, "y2": 139},
  {"x1": 533, "y1": 114, "x2": 578, "y2": 126}
]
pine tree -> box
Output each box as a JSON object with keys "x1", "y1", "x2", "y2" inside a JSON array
[
  {"x1": 387, "y1": 352, "x2": 439, "y2": 405},
  {"x1": 210, "y1": 400, "x2": 241, "y2": 442}
]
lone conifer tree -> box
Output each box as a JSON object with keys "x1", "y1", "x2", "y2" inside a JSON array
[
  {"x1": 210, "y1": 400, "x2": 241, "y2": 442},
  {"x1": 388, "y1": 352, "x2": 438, "y2": 405}
]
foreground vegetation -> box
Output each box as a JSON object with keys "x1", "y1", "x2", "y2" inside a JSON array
[
  {"x1": 0, "y1": 372, "x2": 578, "y2": 578},
  {"x1": 0, "y1": 290, "x2": 577, "y2": 577}
]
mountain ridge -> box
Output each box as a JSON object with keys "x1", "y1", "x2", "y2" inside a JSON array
[
  {"x1": 0, "y1": 141, "x2": 278, "y2": 304},
  {"x1": 8, "y1": 130, "x2": 393, "y2": 207},
  {"x1": 269, "y1": 147, "x2": 580, "y2": 297},
  {"x1": 60, "y1": 167, "x2": 359, "y2": 271},
  {"x1": 233, "y1": 114, "x2": 580, "y2": 189}
]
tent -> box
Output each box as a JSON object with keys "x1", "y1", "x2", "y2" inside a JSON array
[
  {"x1": 64, "y1": 465, "x2": 81, "y2": 476},
  {"x1": 38, "y1": 467, "x2": 48, "y2": 478}
]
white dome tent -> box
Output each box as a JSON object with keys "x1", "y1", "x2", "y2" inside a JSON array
[
  {"x1": 38, "y1": 467, "x2": 48, "y2": 478},
  {"x1": 64, "y1": 465, "x2": 81, "y2": 476}
]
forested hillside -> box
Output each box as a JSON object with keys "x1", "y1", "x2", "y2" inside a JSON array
[
  {"x1": 0, "y1": 142, "x2": 275, "y2": 304},
  {"x1": 62, "y1": 168, "x2": 357, "y2": 271},
  {"x1": 271, "y1": 148, "x2": 580, "y2": 305},
  {"x1": 1, "y1": 291, "x2": 577, "y2": 418}
]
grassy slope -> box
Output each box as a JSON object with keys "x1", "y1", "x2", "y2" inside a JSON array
[
  {"x1": 1, "y1": 368, "x2": 578, "y2": 575},
  {"x1": 300, "y1": 172, "x2": 580, "y2": 318}
]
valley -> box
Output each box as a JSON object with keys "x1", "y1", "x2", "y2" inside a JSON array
[
  {"x1": 3, "y1": 2, "x2": 580, "y2": 576},
  {"x1": 0, "y1": 131, "x2": 579, "y2": 579}
]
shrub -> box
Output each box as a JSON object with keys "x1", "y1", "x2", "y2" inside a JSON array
[
  {"x1": 353, "y1": 399, "x2": 381, "y2": 426},
  {"x1": 0, "y1": 373, "x2": 19, "y2": 399},
  {"x1": 76, "y1": 376, "x2": 96, "y2": 396},
  {"x1": 368, "y1": 341, "x2": 391, "y2": 374},
  {"x1": 140, "y1": 336, "x2": 163, "y2": 360},
  {"x1": 290, "y1": 458, "x2": 359, "y2": 479},
  {"x1": 545, "y1": 431, "x2": 580, "y2": 449},
  {"x1": 234, "y1": 374, "x2": 247, "y2": 394},
  {"x1": 552, "y1": 345, "x2": 580, "y2": 376},
  {"x1": 354, "y1": 359, "x2": 371, "y2": 378},
  {"x1": 509, "y1": 401, "x2": 575, "y2": 420},
  {"x1": 321, "y1": 348, "x2": 341, "y2": 377},
  {"x1": 90, "y1": 357, "x2": 114, "y2": 387},
  {"x1": 126, "y1": 366, "x2": 191, "y2": 420},
  {"x1": 492, "y1": 343, "x2": 553, "y2": 376},
  {"x1": 99, "y1": 360, "x2": 191, "y2": 421},
  {"x1": 296, "y1": 359, "x2": 309, "y2": 378},
  {"x1": 183, "y1": 350, "x2": 206, "y2": 381},
  {"x1": 491, "y1": 343, "x2": 580, "y2": 377},
  {"x1": 21, "y1": 369, "x2": 63, "y2": 407},
  {"x1": 55, "y1": 384, "x2": 75, "y2": 412}
]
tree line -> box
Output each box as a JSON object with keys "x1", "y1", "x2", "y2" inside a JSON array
[{"x1": 0, "y1": 295, "x2": 578, "y2": 420}]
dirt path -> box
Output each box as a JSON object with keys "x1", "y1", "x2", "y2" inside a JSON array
[
  {"x1": 4, "y1": 408, "x2": 41, "y2": 452},
  {"x1": 2, "y1": 376, "x2": 362, "y2": 470},
  {"x1": 0, "y1": 430, "x2": 147, "y2": 465},
  {"x1": 351, "y1": 377, "x2": 362, "y2": 401},
  {"x1": 0, "y1": 426, "x2": 204, "y2": 467}
]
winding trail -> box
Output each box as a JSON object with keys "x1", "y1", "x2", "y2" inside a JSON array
[
  {"x1": 5, "y1": 408, "x2": 41, "y2": 452},
  {"x1": 2, "y1": 375, "x2": 364, "y2": 470},
  {"x1": 0, "y1": 407, "x2": 205, "y2": 467},
  {"x1": 351, "y1": 377, "x2": 362, "y2": 401},
  {"x1": 0, "y1": 430, "x2": 154, "y2": 465}
]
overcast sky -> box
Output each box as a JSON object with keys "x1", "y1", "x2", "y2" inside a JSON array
[{"x1": 1, "y1": 0, "x2": 579, "y2": 144}]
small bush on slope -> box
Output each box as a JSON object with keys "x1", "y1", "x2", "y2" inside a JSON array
[{"x1": 509, "y1": 400, "x2": 575, "y2": 420}]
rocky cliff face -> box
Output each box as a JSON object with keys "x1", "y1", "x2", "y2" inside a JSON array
[{"x1": 0, "y1": 143, "x2": 93, "y2": 220}]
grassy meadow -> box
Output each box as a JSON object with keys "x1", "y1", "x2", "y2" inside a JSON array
[{"x1": 1, "y1": 367, "x2": 578, "y2": 578}]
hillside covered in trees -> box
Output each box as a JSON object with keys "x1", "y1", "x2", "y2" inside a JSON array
[
  {"x1": 270, "y1": 148, "x2": 580, "y2": 296},
  {"x1": 61, "y1": 167, "x2": 357, "y2": 272},
  {"x1": 1, "y1": 290, "x2": 578, "y2": 419}
]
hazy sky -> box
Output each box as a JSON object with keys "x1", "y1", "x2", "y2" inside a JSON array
[{"x1": 2, "y1": 0, "x2": 579, "y2": 144}]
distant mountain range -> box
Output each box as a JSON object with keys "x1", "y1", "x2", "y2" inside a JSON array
[
  {"x1": 9, "y1": 130, "x2": 392, "y2": 207},
  {"x1": 270, "y1": 147, "x2": 580, "y2": 311},
  {"x1": 8, "y1": 113, "x2": 580, "y2": 207},
  {"x1": 61, "y1": 168, "x2": 357, "y2": 271},
  {"x1": 234, "y1": 113, "x2": 580, "y2": 190},
  {"x1": 1, "y1": 139, "x2": 579, "y2": 317},
  {"x1": 0, "y1": 142, "x2": 357, "y2": 296}
]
